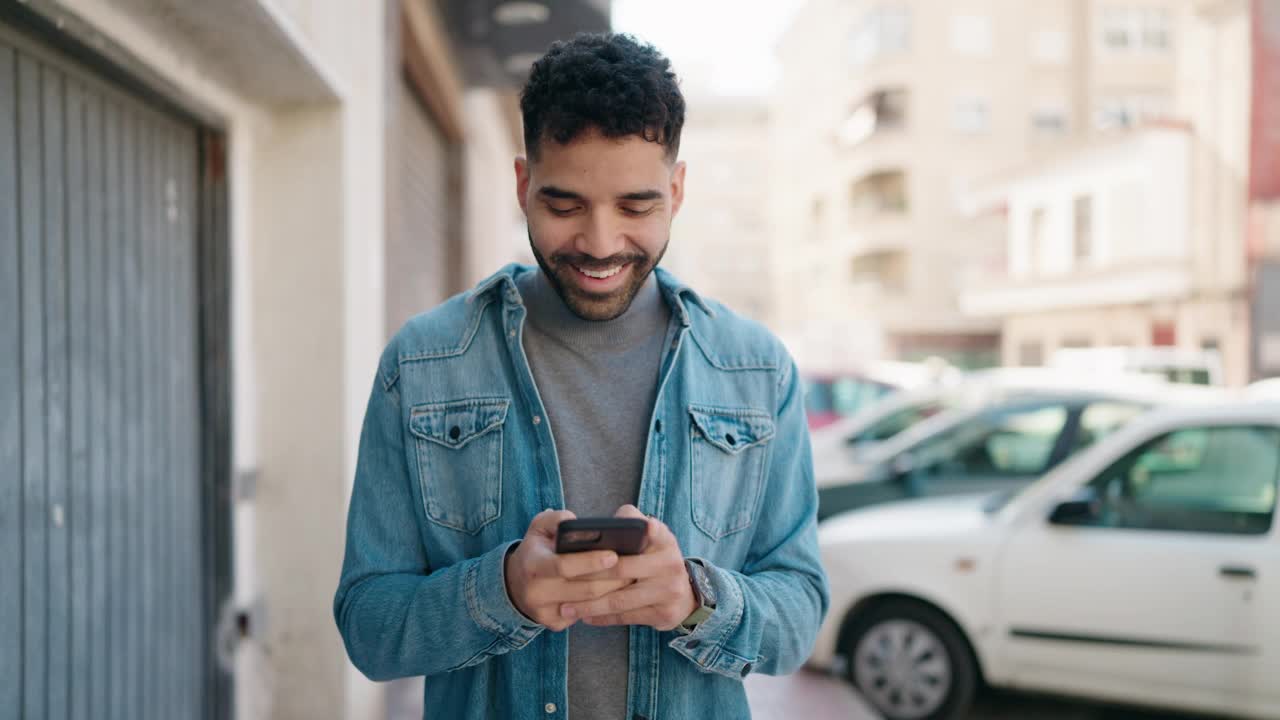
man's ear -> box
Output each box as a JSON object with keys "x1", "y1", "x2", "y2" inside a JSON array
[
  {"x1": 515, "y1": 156, "x2": 531, "y2": 214},
  {"x1": 669, "y1": 161, "x2": 687, "y2": 218}
]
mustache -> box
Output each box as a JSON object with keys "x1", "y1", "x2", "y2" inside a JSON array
[{"x1": 551, "y1": 252, "x2": 647, "y2": 272}]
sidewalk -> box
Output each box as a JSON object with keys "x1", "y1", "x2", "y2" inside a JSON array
[{"x1": 745, "y1": 668, "x2": 880, "y2": 719}]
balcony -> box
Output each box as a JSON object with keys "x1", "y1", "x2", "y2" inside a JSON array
[{"x1": 838, "y1": 88, "x2": 908, "y2": 148}]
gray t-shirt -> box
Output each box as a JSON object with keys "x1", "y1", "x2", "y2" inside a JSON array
[{"x1": 518, "y1": 269, "x2": 672, "y2": 719}]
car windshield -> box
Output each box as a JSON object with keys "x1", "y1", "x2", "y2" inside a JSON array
[{"x1": 850, "y1": 399, "x2": 950, "y2": 444}]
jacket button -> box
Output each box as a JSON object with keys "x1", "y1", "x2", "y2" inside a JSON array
[
  {"x1": 654, "y1": 419, "x2": 662, "y2": 433},
  {"x1": 449, "y1": 426, "x2": 462, "y2": 441},
  {"x1": 544, "y1": 702, "x2": 557, "y2": 713},
  {"x1": 741, "y1": 663, "x2": 752, "y2": 677},
  {"x1": 725, "y1": 433, "x2": 736, "y2": 446},
  {"x1": 686, "y1": 639, "x2": 701, "y2": 649}
]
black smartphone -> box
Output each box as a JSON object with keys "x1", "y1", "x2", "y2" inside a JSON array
[{"x1": 555, "y1": 518, "x2": 649, "y2": 555}]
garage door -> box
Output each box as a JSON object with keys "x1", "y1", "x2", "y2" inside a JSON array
[{"x1": 0, "y1": 19, "x2": 220, "y2": 720}]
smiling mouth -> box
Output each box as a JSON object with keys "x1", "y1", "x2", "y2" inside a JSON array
[{"x1": 572, "y1": 264, "x2": 626, "y2": 280}]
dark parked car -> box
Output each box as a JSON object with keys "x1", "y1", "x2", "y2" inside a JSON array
[{"x1": 816, "y1": 392, "x2": 1151, "y2": 521}]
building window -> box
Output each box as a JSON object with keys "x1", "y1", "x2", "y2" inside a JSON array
[
  {"x1": 1031, "y1": 105, "x2": 1069, "y2": 135},
  {"x1": 1095, "y1": 94, "x2": 1171, "y2": 130},
  {"x1": 1019, "y1": 340, "x2": 1044, "y2": 367},
  {"x1": 952, "y1": 97, "x2": 990, "y2": 133},
  {"x1": 1073, "y1": 195, "x2": 1093, "y2": 263},
  {"x1": 950, "y1": 14, "x2": 993, "y2": 56},
  {"x1": 851, "y1": 250, "x2": 908, "y2": 293},
  {"x1": 1030, "y1": 29, "x2": 1069, "y2": 64},
  {"x1": 838, "y1": 88, "x2": 908, "y2": 146},
  {"x1": 850, "y1": 170, "x2": 909, "y2": 217},
  {"x1": 849, "y1": 5, "x2": 912, "y2": 66},
  {"x1": 1139, "y1": 8, "x2": 1171, "y2": 49},
  {"x1": 1100, "y1": 7, "x2": 1171, "y2": 52}
]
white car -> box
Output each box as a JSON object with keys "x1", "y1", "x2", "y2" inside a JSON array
[
  {"x1": 811, "y1": 402, "x2": 1280, "y2": 720},
  {"x1": 1050, "y1": 346, "x2": 1226, "y2": 386},
  {"x1": 1248, "y1": 378, "x2": 1280, "y2": 401}
]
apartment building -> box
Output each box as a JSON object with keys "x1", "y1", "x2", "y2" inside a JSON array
[
  {"x1": 960, "y1": 0, "x2": 1263, "y2": 386},
  {"x1": 770, "y1": 0, "x2": 1181, "y2": 371}
]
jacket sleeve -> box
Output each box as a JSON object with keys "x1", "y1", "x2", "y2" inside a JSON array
[
  {"x1": 333, "y1": 362, "x2": 543, "y2": 681},
  {"x1": 668, "y1": 357, "x2": 830, "y2": 678}
]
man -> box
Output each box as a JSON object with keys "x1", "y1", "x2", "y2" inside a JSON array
[{"x1": 334, "y1": 33, "x2": 828, "y2": 719}]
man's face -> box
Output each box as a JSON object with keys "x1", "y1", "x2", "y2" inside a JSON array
[{"x1": 516, "y1": 129, "x2": 685, "y2": 321}]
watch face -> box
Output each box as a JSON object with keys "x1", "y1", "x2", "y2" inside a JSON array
[{"x1": 690, "y1": 563, "x2": 717, "y2": 606}]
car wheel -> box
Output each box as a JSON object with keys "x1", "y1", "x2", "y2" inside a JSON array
[{"x1": 841, "y1": 600, "x2": 977, "y2": 720}]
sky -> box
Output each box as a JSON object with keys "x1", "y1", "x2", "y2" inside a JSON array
[{"x1": 610, "y1": 0, "x2": 805, "y2": 97}]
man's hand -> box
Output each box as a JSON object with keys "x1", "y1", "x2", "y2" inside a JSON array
[
  {"x1": 558, "y1": 505, "x2": 698, "y2": 631},
  {"x1": 504, "y1": 509, "x2": 633, "y2": 632}
]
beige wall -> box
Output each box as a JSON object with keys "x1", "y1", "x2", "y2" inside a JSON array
[
  {"x1": 667, "y1": 97, "x2": 774, "y2": 324},
  {"x1": 462, "y1": 88, "x2": 531, "y2": 285}
]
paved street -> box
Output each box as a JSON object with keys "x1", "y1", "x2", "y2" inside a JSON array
[
  {"x1": 745, "y1": 668, "x2": 879, "y2": 719},
  {"x1": 746, "y1": 669, "x2": 1227, "y2": 720}
]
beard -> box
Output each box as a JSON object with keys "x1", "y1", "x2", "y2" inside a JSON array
[{"x1": 528, "y1": 229, "x2": 668, "y2": 321}]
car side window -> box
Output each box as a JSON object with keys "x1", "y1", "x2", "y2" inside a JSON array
[
  {"x1": 1072, "y1": 402, "x2": 1148, "y2": 453},
  {"x1": 1085, "y1": 425, "x2": 1280, "y2": 535},
  {"x1": 914, "y1": 405, "x2": 1070, "y2": 478}
]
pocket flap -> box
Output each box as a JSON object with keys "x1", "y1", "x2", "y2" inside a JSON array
[
  {"x1": 410, "y1": 398, "x2": 510, "y2": 449},
  {"x1": 689, "y1": 405, "x2": 775, "y2": 454}
]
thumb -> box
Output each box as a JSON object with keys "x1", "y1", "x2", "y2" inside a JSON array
[
  {"x1": 613, "y1": 504, "x2": 645, "y2": 519},
  {"x1": 529, "y1": 508, "x2": 576, "y2": 538}
]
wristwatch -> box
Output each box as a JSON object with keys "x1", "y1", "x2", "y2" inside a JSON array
[{"x1": 679, "y1": 559, "x2": 717, "y2": 632}]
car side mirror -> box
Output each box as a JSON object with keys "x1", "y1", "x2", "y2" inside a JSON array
[{"x1": 1049, "y1": 487, "x2": 1101, "y2": 526}]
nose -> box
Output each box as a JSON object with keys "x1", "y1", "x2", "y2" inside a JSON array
[{"x1": 574, "y1": 208, "x2": 627, "y2": 258}]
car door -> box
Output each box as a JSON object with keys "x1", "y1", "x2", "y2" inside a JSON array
[{"x1": 995, "y1": 423, "x2": 1280, "y2": 714}]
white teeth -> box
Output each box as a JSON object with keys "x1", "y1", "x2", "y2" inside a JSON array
[{"x1": 576, "y1": 265, "x2": 623, "y2": 279}]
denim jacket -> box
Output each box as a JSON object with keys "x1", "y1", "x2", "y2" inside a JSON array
[{"x1": 333, "y1": 264, "x2": 828, "y2": 720}]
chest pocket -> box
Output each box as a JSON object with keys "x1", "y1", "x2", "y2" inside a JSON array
[
  {"x1": 409, "y1": 398, "x2": 509, "y2": 534},
  {"x1": 689, "y1": 405, "x2": 775, "y2": 540}
]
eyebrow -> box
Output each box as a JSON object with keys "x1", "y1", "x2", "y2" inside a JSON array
[{"x1": 537, "y1": 186, "x2": 663, "y2": 203}]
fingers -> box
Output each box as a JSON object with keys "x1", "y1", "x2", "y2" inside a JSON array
[
  {"x1": 613, "y1": 504, "x2": 675, "y2": 554},
  {"x1": 554, "y1": 549, "x2": 619, "y2": 579},
  {"x1": 560, "y1": 581, "x2": 667, "y2": 620},
  {"x1": 590, "y1": 550, "x2": 682, "y2": 581},
  {"x1": 549, "y1": 578, "x2": 633, "y2": 604},
  {"x1": 642, "y1": 515, "x2": 676, "y2": 551},
  {"x1": 528, "y1": 508, "x2": 577, "y2": 538}
]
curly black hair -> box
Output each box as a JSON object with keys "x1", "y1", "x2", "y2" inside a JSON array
[{"x1": 520, "y1": 33, "x2": 685, "y2": 162}]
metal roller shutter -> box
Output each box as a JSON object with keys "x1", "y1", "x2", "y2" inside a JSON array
[{"x1": 0, "y1": 17, "x2": 226, "y2": 720}]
